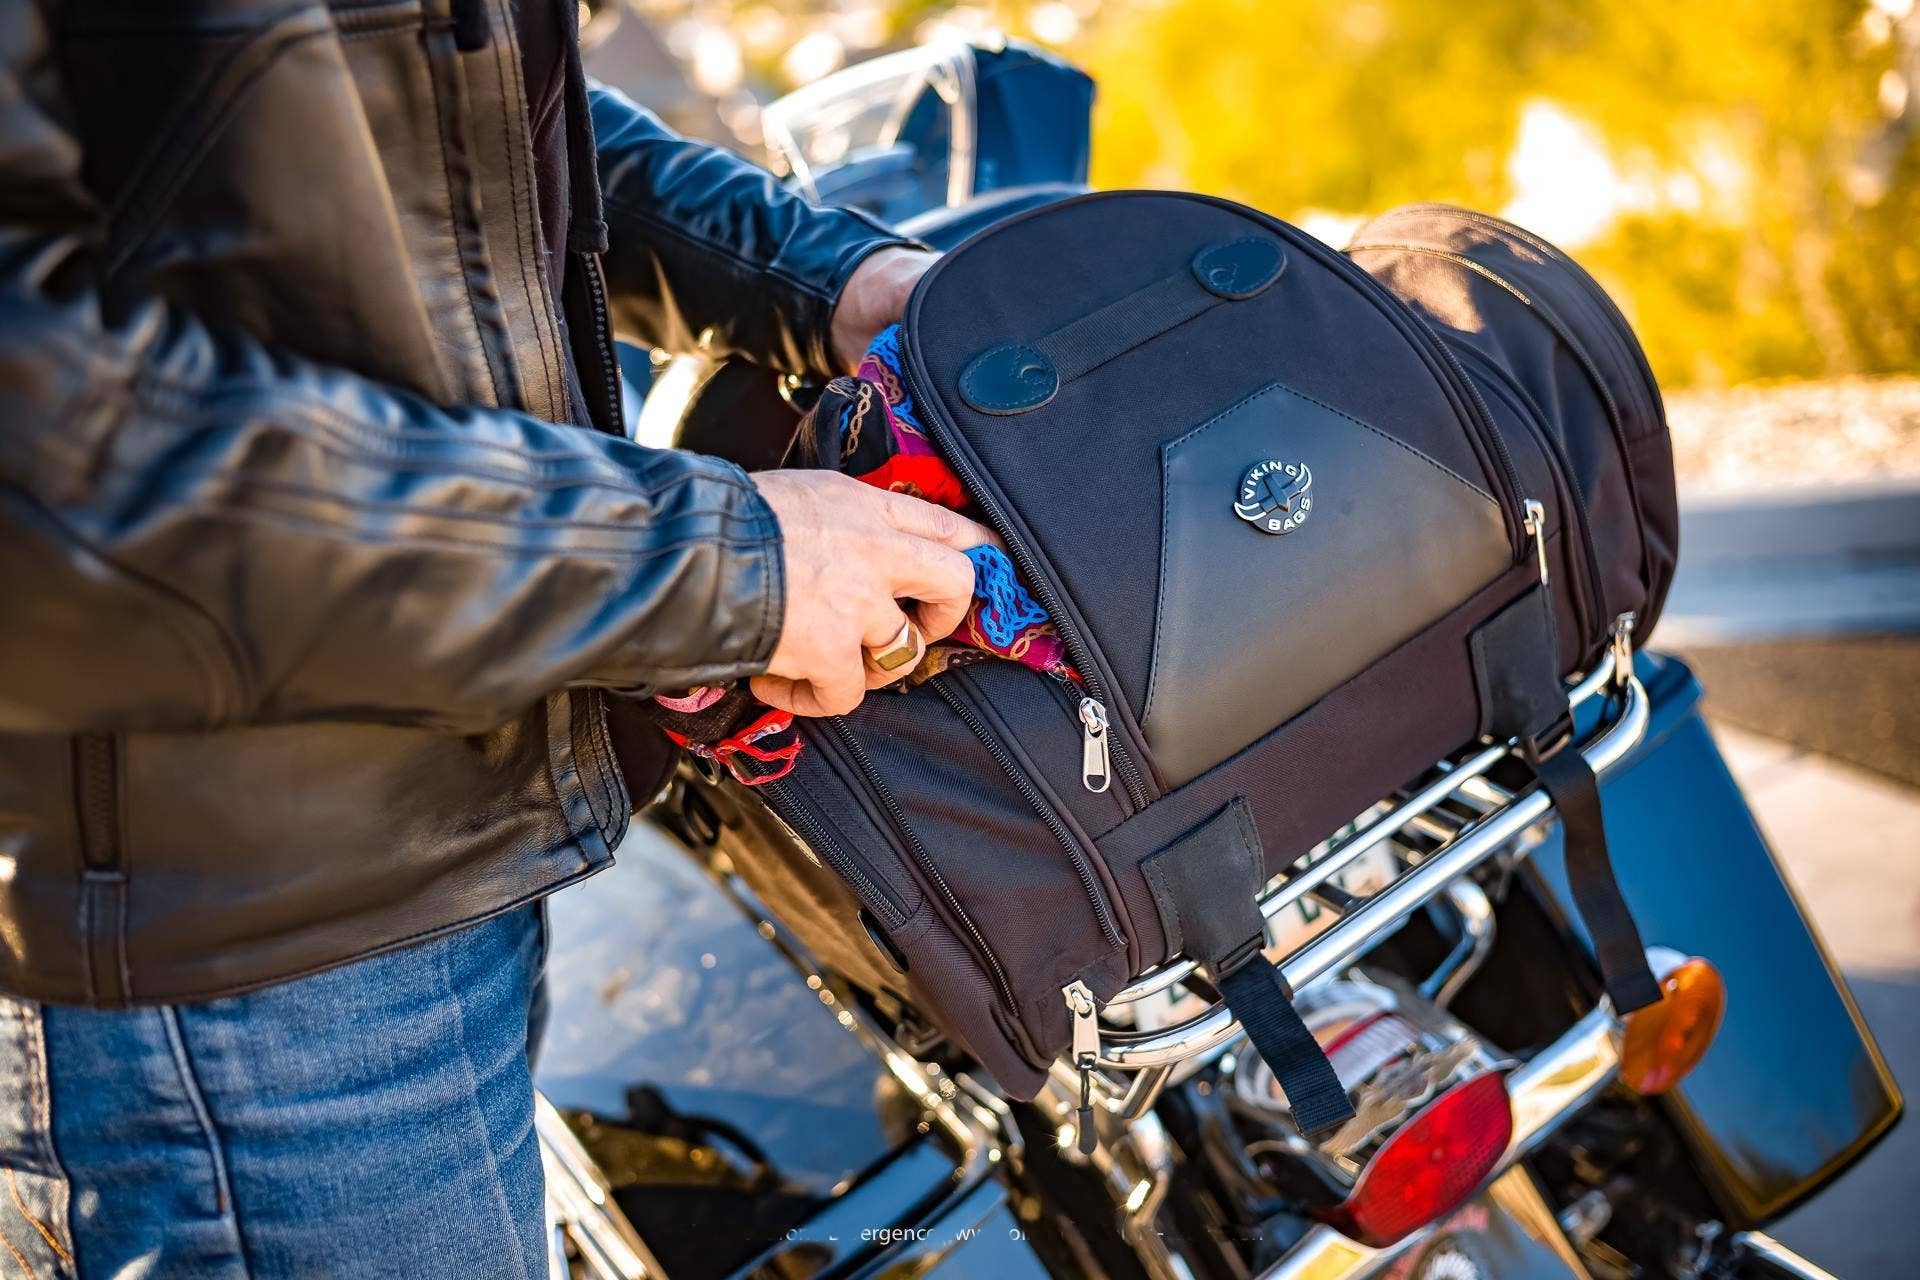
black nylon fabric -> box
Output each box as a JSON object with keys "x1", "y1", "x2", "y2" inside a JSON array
[
  {"x1": 746, "y1": 193, "x2": 1677, "y2": 1129},
  {"x1": 1533, "y1": 746, "x2": 1661, "y2": 1012},
  {"x1": 1347, "y1": 205, "x2": 1677, "y2": 644}
]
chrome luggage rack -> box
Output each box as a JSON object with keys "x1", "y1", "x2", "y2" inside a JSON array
[{"x1": 1071, "y1": 622, "x2": 1650, "y2": 1118}]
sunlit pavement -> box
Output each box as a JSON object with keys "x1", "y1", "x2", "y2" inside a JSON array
[{"x1": 1712, "y1": 724, "x2": 1920, "y2": 1277}]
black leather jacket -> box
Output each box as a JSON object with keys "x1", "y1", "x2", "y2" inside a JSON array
[{"x1": 0, "y1": 0, "x2": 907, "y2": 1005}]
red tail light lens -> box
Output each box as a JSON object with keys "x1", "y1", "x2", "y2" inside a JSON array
[{"x1": 1328, "y1": 1071, "x2": 1514, "y2": 1247}]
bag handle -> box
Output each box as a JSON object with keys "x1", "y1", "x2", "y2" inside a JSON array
[{"x1": 958, "y1": 237, "x2": 1286, "y2": 415}]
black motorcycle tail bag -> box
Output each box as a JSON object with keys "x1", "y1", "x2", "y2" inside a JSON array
[{"x1": 759, "y1": 192, "x2": 1676, "y2": 1130}]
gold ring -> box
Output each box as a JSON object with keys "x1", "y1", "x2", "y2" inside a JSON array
[{"x1": 866, "y1": 618, "x2": 921, "y2": 672}]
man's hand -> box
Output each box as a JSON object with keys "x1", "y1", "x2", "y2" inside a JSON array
[
  {"x1": 830, "y1": 247, "x2": 938, "y2": 371},
  {"x1": 752, "y1": 471, "x2": 991, "y2": 717}
]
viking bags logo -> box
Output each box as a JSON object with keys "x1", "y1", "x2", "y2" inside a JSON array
[{"x1": 1233, "y1": 459, "x2": 1313, "y2": 534}]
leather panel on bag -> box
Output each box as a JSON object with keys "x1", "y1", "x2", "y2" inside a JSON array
[{"x1": 1144, "y1": 381, "x2": 1510, "y2": 786}]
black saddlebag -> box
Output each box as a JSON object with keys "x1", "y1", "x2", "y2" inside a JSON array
[{"x1": 757, "y1": 191, "x2": 1676, "y2": 1135}]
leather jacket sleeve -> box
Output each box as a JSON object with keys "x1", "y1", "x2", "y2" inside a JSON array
[
  {"x1": 590, "y1": 83, "x2": 913, "y2": 378},
  {"x1": 0, "y1": 13, "x2": 784, "y2": 737}
]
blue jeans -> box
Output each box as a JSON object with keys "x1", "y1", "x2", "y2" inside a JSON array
[{"x1": 0, "y1": 905, "x2": 549, "y2": 1279}]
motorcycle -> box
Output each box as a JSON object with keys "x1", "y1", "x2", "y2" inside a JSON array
[{"x1": 535, "y1": 38, "x2": 1902, "y2": 1280}]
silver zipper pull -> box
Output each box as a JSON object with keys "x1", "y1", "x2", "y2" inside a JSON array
[
  {"x1": 1610, "y1": 611, "x2": 1637, "y2": 690},
  {"x1": 1078, "y1": 698, "x2": 1112, "y2": 794},
  {"x1": 1064, "y1": 980, "x2": 1101, "y2": 1154},
  {"x1": 1522, "y1": 498, "x2": 1550, "y2": 585}
]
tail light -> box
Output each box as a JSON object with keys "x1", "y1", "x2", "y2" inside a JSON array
[
  {"x1": 1325, "y1": 1070, "x2": 1514, "y2": 1247},
  {"x1": 1619, "y1": 956, "x2": 1725, "y2": 1095}
]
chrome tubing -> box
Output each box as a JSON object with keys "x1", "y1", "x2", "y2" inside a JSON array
[
  {"x1": 1419, "y1": 879, "x2": 1496, "y2": 1007},
  {"x1": 1098, "y1": 670, "x2": 1648, "y2": 1069},
  {"x1": 1731, "y1": 1232, "x2": 1841, "y2": 1280},
  {"x1": 1257, "y1": 995, "x2": 1626, "y2": 1279},
  {"x1": 1109, "y1": 655, "x2": 1621, "y2": 1008},
  {"x1": 537, "y1": 1093, "x2": 663, "y2": 1280}
]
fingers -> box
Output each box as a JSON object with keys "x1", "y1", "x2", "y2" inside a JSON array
[
  {"x1": 866, "y1": 491, "x2": 991, "y2": 640},
  {"x1": 862, "y1": 608, "x2": 925, "y2": 688},
  {"x1": 752, "y1": 664, "x2": 864, "y2": 718},
  {"x1": 874, "y1": 486, "x2": 995, "y2": 552}
]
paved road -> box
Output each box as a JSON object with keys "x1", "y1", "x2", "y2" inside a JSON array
[{"x1": 1711, "y1": 725, "x2": 1919, "y2": 1277}]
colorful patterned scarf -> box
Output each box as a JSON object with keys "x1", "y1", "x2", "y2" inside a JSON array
[{"x1": 651, "y1": 325, "x2": 1073, "y2": 785}]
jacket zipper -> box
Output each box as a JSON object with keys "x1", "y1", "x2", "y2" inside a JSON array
[
  {"x1": 72, "y1": 733, "x2": 127, "y2": 1002},
  {"x1": 824, "y1": 718, "x2": 1021, "y2": 1014},
  {"x1": 894, "y1": 354, "x2": 1152, "y2": 811},
  {"x1": 761, "y1": 773, "x2": 908, "y2": 930},
  {"x1": 930, "y1": 676, "x2": 1124, "y2": 953},
  {"x1": 576, "y1": 252, "x2": 627, "y2": 436}
]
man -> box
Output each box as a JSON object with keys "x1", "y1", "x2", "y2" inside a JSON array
[{"x1": 0, "y1": 1, "x2": 991, "y2": 1274}]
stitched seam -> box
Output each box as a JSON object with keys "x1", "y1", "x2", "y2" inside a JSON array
[
  {"x1": 421, "y1": 18, "x2": 506, "y2": 407},
  {"x1": 4, "y1": 482, "x2": 240, "y2": 718},
  {"x1": 1141, "y1": 854, "x2": 1184, "y2": 959},
  {"x1": 1167, "y1": 379, "x2": 1494, "y2": 500},
  {"x1": 19, "y1": 331, "x2": 707, "y2": 486},
  {"x1": 1145, "y1": 437, "x2": 1177, "y2": 723},
  {"x1": 0, "y1": 1219, "x2": 36, "y2": 1280},
  {"x1": 126, "y1": 868, "x2": 602, "y2": 1006},
  {"x1": 570, "y1": 696, "x2": 609, "y2": 837},
  {"x1": 1346, "y1": 242, "x2": 1535, "y2": 308},
  {"x1": 959, "y1": 344, "x2": 1050, "y2": 412},
  {"x1": 585, "y1": 695, "x2": 628, "y2": 847},
  {"x1": 1231, "y1": 800, "x2": 1262, "y2": 898},
  {"x1": 113, "y1": 466, "x2": 760, "y2": 539},
  {"x1": 585, "y1": 699, "x2": 622, "y2": 839},
  {"x1": 107, "y1": 23, "x2": 334, "y2": 273},
  {"x1": 1145, "y1": 380, "x2": 1494, "y2": 724},
  {"x1": 158, "y1": 1009, "x2": 238, "y2": 1225},
  {"x1": 435, "y1": 931, "x2": 536, "y2": 1280},
  {"x1": 155, "y1": 497, "x2": 771, "y2": 561},
  {"x1": 333, "y1": 3, "x2": 420, "y2": 37},
  {"x1": 115, "y1": 879, "x2": 131, "y2": 1005},
  {"x1": 750, "y1": 480, "x2": 782, "y2": 667},
  {"x1": 74, "y1": 885, "x2": 93, "y2": 1005},
  {"x1": 12, "y1": 1004, "x2": 74, "y2": 1273},
  {"x1": 129, "y1": 379, "x2": 749, "y2": 498},
  {"x1": 540, "y1": 702, "x2": 599, "y2": 871},
  {"x1": 486, "y1": 6, "x2": 567, "y2": 416}
]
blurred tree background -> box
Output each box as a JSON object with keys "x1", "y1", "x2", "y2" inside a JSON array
[{"x1": 614, "y1": 0, "x2": 1919, "y2": 389}]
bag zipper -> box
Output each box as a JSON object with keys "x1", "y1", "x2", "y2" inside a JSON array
[
  {"x1": 1454, "y1": 341, "x2": 1606, "y2": 643},
  {"x1": 1064, "y1": 978, "x2": 1102, "y2": 1153},
  {"x1": 1204, "y1": 197, "x2": 1530, "y2": 559},
  {"x1": 895, "y1": 354, "x2": 1151, "y2": 810},
  {"x1": 824, "y1": 717, "x2": 1022, "y2": 1015},
  {"x1": 760, "y1": 772, "x2": 909, "y2": 931},
  {"x1": 930, "y1": 676, "x2": 1124, "y2": 954},
  {"x1": 1351, "y1": 214, "x2": 1657, "y2": 604},
  {"x1": 894, "y1": 193, "x2": 1534, "y2": 804}
]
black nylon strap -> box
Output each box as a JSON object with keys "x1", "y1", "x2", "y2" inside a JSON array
[
  {"x1": 1217, "y1": 959, "x2": 1354, "y2": 1137},
  {"x1": 1035, "y1": 270, "x2": 1217, "y2": 384},
  {"x1": 1140, "y1": 799, "x2": 1355, "y2": 1138},
  {"x1": 959, "y1": 237, "x2": 1285, "y2": 414},
  {"x1": 1533, "y1": 745, "x2": 1662, "y2": 1013}
]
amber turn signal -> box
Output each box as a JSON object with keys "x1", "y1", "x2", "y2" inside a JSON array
[{"x1": 1619, "y1": 956, "x2": 1725, "y2": 1095}]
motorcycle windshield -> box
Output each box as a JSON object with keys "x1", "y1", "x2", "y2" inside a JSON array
[{"x1": 762, "y1": 41, "x2": 977, "y2": 220}]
